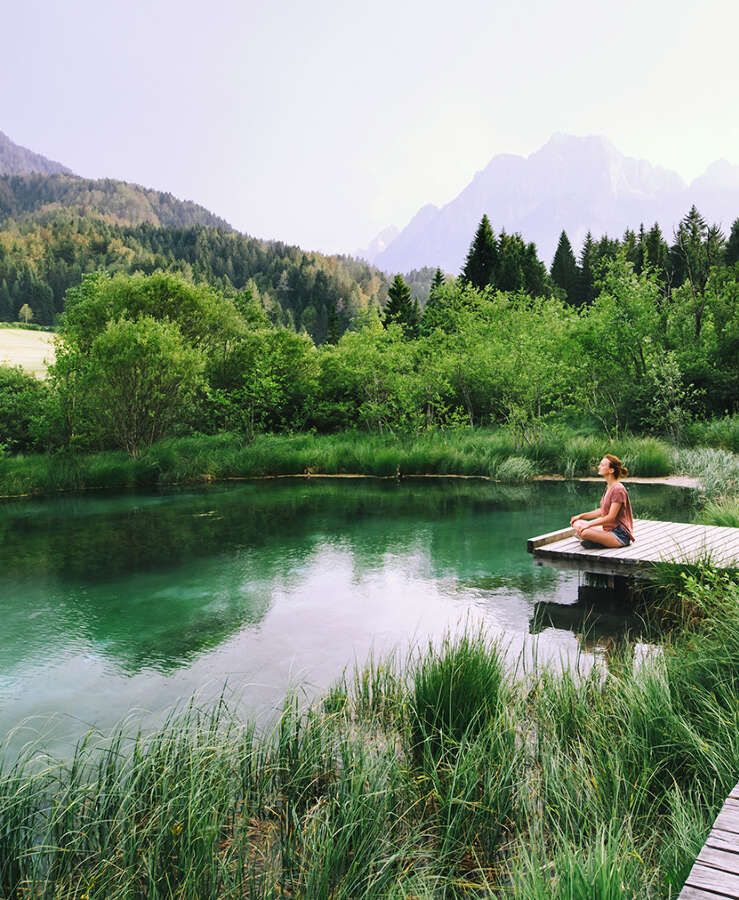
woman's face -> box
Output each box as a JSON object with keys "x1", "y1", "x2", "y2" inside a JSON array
[{"x1": 597, "y1": 457, "x2": 613, "y2": 477}]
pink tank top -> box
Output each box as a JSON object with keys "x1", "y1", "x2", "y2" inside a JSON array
[{"x1": 601, "y1": 482, "x2": 634, "y2": 541}]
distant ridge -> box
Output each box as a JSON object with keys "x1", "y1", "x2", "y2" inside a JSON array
[
  {"x1": 0, "y1": 130, "x2": 73, "y2": 176},
  {"x1": 371, "y1": 134, "x2": 739, "y2": 271},
  {"x1": 0, "y1": 172, "x2": 233, "y2": 231},
  {"x1": 0, "y1": 129, "x2": 233, "y2": 231}
]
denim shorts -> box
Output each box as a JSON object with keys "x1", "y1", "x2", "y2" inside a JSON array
[{"x1": 610, "y1": 524, "x2": 631, "y2": 546}]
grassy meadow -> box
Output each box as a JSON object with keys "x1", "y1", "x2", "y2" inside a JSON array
[
  {"x1": 1, "y1": 565, "x2": 737, "y2": 899},
  {"x1": 0, "y1": 324, "x2": 56, "y2": 377}
]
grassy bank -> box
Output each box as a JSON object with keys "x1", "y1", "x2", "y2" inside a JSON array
[
  {"x1": 2, "y1": 567, "x2": 737, "y2": 898},
  {"x1": 0, "y1": 427, "x2": 687, "y2": 497}
]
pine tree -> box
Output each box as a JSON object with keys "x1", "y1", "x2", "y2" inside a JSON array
[
  {"x1": 460, "y1": 215, "x2": 498, "y2": 289},
  {"x1": 383, "y1": 274, "x2": 417, "y2": 336},
  {"x1": 0, "y1": 279, "x2": 12, "y2": 321},
  {"x1": 622, "y1": 229, "x2": 638, "y2": 268},
  {"x1": 578, "y1": 232, "x2": 596, "y2": 305},
  {"x1": 550, "y1": 230, "x2": 580, "y2": 305},
  {"x1": 326, "y1": 301, "x2": 340, "y2": 344},
  {"x1": 726, "y1": 218, "x2": 739, "y2": 267},
  {"x1": 644, "y1": 223, "x2": 670, "y2": 285},
  {"x1": 635, "y1": 223, "x2": 647, "y2": 275},
  {"x1": 430, "y1": 268, "x2": 445, "y2": 297}
]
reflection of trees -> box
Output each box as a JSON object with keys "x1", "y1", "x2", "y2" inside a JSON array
[{"x1": 0, "y1": 480, "x2": 692, "y2": 676}]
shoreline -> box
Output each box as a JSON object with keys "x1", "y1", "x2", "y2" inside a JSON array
[{"x1": 0, "y1": 470, "x2": 700, "y2": 501}]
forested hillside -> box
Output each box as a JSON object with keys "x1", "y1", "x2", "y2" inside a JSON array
[
  {"x1": 0, "y1": 173, "x2": 232, "y2": 230},
  {"x1": 0, "y1": 213, "x2": 390, "y2": 339}
]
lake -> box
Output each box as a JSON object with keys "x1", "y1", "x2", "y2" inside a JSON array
[{"x1": 0, "y1": 478, "x2": 695, "y2": 756}]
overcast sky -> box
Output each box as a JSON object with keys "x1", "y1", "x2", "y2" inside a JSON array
[{"x1": 3, "y1": 0, "x2": 738, "y2": 254}]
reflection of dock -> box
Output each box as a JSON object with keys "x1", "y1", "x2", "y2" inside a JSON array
[
  {"x1": 528, "y1": 519, "x2": 739, "y2": 577},
  {"x1": 678, "y1": 780, "x2": 739, "y2": 898}
]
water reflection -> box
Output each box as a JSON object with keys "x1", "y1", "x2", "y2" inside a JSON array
[{"x1": 0, "y1": 479, "x2": 696, "y2": 750}]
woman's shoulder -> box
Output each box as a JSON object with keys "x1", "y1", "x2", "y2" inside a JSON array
[{"x1": 608, "y1": 481, "x2": 628, "y2": 498}]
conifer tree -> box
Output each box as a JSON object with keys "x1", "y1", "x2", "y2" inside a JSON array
[
  {"x1": 383, "y1": 274, "x2": 417, "y2": 337},
  {"x1": 635, "y1": 223, "x2": 647, "y2": 275},
  {"x1": 326, "y1": 301, "x2": 340, "y2": 344},
  {"x1": 430, "y1": 268, "x2": 445, "y2": 296},
  {"x1": 460, "y1": 215, "x2": 498, "y2": 289},
  {"x1": 726, "y1": 218, "x2": 739, "y2": 267},
  {"x1": 644, "y1": 223, "x2": 669, "y2": 273},
  {"x1": 0, "y1": 279, "x2": 12, "y2": 321},
  {"x1": 550, "y1": 230, "x2": 580, "y2": 305},
  {"x1": 578, "y1": 232, "x2": 596, "y2": 305},
  {"x1": 622, "y1": 228, "x2": 638, "y2": 268}
]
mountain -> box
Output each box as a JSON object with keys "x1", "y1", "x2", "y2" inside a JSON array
[
  {"x1": 354, "y1": 225, "x2": 400, "y2": 262},
  {"x1": 372, "y1": 135, "x2": 739, "y2": 272},
  {"x1": 0, "y1": 172, "x2": 233, "y2": 231},
  {"x1": 0, "y1": 130, "x2": 73, "y2": 176}
]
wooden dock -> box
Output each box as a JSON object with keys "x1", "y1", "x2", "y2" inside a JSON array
[
  {"x1": 678, "y1": 781, "x2": 739, "y2": 899},
  {"x1": 528, "y1": 519, "x2": 739, "y2": 577}
]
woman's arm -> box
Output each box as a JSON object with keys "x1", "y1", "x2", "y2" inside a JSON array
[
  {"x1": 573, "y1": 502, "x2": 622, "y2": 533},
  {"x1": 570, "y1": 508, "x2": 601, "y2": 526}
]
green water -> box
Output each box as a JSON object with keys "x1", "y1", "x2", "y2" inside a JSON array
[{"x1": 0, "y1": 479, "x2": 694, "y2": 754}]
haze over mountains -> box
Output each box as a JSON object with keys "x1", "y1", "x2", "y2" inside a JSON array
[{"x1": 363, "y1": 135, "x2": 739, "y2": 272}]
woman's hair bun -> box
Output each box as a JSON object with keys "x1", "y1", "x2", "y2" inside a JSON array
[{"x1": 604, "y1": 454, "x2": 628, "y2": 478}]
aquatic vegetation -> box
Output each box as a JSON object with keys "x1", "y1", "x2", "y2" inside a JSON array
[
  {"x1": 0, "y1": 426, "x2": 686, "y2": 497},
  {"x1": 1, "y1": 570, "x2": 736, "y2": 898}
]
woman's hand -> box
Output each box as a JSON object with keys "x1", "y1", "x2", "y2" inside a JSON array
[{"x1": 570, "y1": 515, "x2": 581, "y2": 527}]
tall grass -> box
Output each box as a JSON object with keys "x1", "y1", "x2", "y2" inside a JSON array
[
  {"x1": 685, "y1": 414, "x2": 739, "y2": 453},
  {"x1": 0, "y1": 427, "x2": 684, "y2": 497},
  {"x1": 1, "y1": 571, "x2": 737, "y2": 898},
  {"x1": 672, "y1": 446, "x2": 739, "y2": 498}
]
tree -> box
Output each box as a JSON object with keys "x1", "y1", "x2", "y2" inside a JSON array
[
  {"x1": 326, "y1": 301, "x2": 340, "y2": 344},
  {"x1": 550, "y1": 231, "x2": 579, "y2": 305},
  {"x1": 77, "y1": 317, "x2": 203, "y2": 456},
  {"x1": 383, "y1": 274, "x2": 418, "y2": 337},
  {"x1": 18, "y1": 303, "x2": 33, "y2": 324},
  {"x1": 671, "y1": 206, "x2": 725, "y2": 339},
  {"x1": 430, "y1": 268, "x2": 445, "y2": 297},
  {"x1": 0, "y1": 279, "x2": 12, "y2": 321},
  {"x1": 460, "y1": 215, "x2": 498, "y2": 289},
  {"x1": 578, "y1": 232, "x2": 596, "y2": 305},
  {"x1": 643, "y1": 223, "x2": 670, "y2": 291},
  {"x1": 724, "y1": 218, "x2": 739, "y2": 267}
]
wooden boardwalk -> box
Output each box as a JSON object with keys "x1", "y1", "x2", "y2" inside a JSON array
[
  {"x1": 528, "y1": 519, "x2": 739, "y2": 577},
  {"x1": 679, "y1": 781, "x2": 739, "y2": 899}
]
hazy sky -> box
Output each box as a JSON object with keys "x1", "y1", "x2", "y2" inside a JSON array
[{"x1": 3, "y1": 0, "x2": 738, "y2": 254}]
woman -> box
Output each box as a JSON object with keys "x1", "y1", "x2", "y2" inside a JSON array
[{"x1": 570, "y1": 454, "x2": 634, "y2": 548}]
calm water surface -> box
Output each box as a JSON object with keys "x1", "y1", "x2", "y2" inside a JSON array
[{"x1": 0, "y1": 479, "x2": 695, "y2": 755}]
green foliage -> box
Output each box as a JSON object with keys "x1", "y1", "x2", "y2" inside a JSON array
[
  {"x1": 383, "y1": 274, "x2": 418, "y2": 337},
  {"x1": 0, "y1": 365, "x2": 46, "y2": 453},
  {"x1": 550, "y1": 229, "x2": 579, "y2": 304},
  {"x1": 409, "y1": 632, "x2": 506, "y2": 759},
  {"x1": 460, "y1": 214, "x2": 498, "y2": 289}
]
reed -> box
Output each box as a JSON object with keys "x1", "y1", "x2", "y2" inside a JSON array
[
  {"x1": 1, "y1": 570, "x2": 737, "y2": 897},
  {"x1": 0, "y1": 426, "x2": 688, "y2": 497}
]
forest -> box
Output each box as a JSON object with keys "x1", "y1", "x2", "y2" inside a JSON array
[{"x1": 0, "y1": 200, "x2": 736, "y2": 463}]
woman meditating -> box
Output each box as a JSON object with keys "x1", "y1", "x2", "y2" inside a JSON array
[{"x1": 570, "y1": 454, "x2": 634, "y2": 548}]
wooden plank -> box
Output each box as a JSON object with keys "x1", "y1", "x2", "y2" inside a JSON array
[
  {"x1": 679, "y1": 887, "x2": 736, "y2": 900},
  {"x1": 706, "y1": 831, "x2": 739, "y2": 855},
  {"x1": 685, "y1": 862, "x2": 739, "y2": 895},
  {"x1": 527, "y1": 527, "x2": 575, "y2": 553},
  {"x1": 730, "y1": 784, "x2": 739, "y2": 802},
  {"x1": 697, "y1": 844, "x2": 739, "y2": 873},
  {"x1": 714, "y1": 805, "x2": 739, "y2": 836}
]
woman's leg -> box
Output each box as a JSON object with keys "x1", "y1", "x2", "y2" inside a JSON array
[{"x1": 578, "y1": 526, "x2": 624, "y2": 548}]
